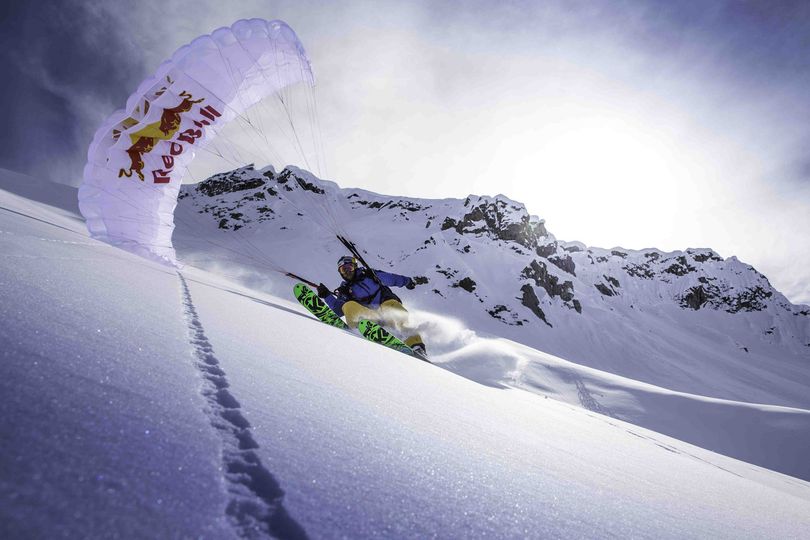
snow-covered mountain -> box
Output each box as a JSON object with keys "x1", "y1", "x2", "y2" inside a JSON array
[
  {"x1": 3, "y1": 168, "x2": 810, "y2": 538},
  {"x1": 175, "y1": 164, "x2": 810, "y2": 480},
  {"x1": 174, "y1": 165, "x2": 810, "y2": 400},
  {"x1": 179, "y1": 166, "x2": 809, "y2": 345}
]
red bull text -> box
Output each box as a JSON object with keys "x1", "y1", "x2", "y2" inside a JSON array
[{"x1": 118, "y1": 91, "x2": 221, "y2": 184}]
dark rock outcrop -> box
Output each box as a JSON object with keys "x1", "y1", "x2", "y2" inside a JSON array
[
  {"x1": 664, "y1": 256, "x2": 696, "y2": 276},
  {"x1": 681, "y1": 285, "x2": 710, "y2": 310},
  {"x1": 453, "y1": 277, "x2": 477, "y2": 292},
  {"x1": 679, "y1": 283, "x2": 772, "y2": 313},
  {"x1": 623, "y1": 263, "x2": 655, "y2": 279},
  {"x1": 595, "y1": 283, "x2": 615, "y2": 297},
  {"x1": 520, "y1": 285, "x2": 551, "y2": 327},
  {"x1": 521, "y1": 260, "x2": 579, "y2": 312},
  {"x1": 197, "y1": 166, "x2": 266, "y2": 197},
  {"x1": 443, "y1": 198, "x2": 545, "y2": 249},
  {"x1": 276, "y1": 170, "x2": 325, "y2": 194},
  {"x1": 536, "y1": 241, "x2": 557, "y2": 259},
  {"x1": 549, "y1": 254, "x2": 576, "y2": 276}
]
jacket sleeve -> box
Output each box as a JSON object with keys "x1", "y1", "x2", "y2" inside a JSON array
[
  {"x1": 373, "y1": 269, "x2": 411, "y2": 288},
  {"x1": 324, "y1": 282, "x2": 352, "y2": 316},
  {"x1": 324, "y1": 293, "x2": 346, "y2": 316}
]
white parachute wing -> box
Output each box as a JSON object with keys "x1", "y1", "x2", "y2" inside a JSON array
[{"x1": 79, "y1": 19, "x2": 314, "y2": 263}]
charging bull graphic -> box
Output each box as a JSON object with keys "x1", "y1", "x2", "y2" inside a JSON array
[{"x1": 118, "y1": 91, "x2": 204, "y2": 181}]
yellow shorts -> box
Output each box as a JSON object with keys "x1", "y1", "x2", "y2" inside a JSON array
[{"x1": 342, "y1": 299, "x2": 423, "y2": 347}]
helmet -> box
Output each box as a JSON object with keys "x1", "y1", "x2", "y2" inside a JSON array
[{"x1": 337, "y1": 255, "x2": 358, "y2": 279}]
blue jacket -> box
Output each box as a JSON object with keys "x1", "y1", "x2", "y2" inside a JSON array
[{"x1": 325, "y1": 268, "x2": 411, "y2": 315}]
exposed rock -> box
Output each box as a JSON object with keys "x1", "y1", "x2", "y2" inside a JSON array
[
  {"x1": 623, "y1": 263, "x2": 655, "y2": 279},
  {"x1": 520, "y1": 284, "x2": 551, "y2": 327},
  {"x1": 679, "y1": 283, "x2": 771, "y2": 313},
  {"x1": 681, "y1": 285, "x2": 710, "y2": 310},
  {"x1": 453, "y1": 277, "x2": 477, "y2": 292},
  {"x1": 441, "y1": 217, "x2": 457, "y2": 231},
  {"x1": 726, "y1": 286, "x2": 772, "y2": 313},
  {"x1": 521, "y1": 260, "x2": 576, "y2": 304},
  {"x1": 197, "y1": 168, "x2": 266, "y2": 197},
  {"x1": 536, "y1": 241, "x2": 557, "y2": 258},
  {"x1": 444, "y1": 198, "x2": 543, "y2": 249},
  {"x1": 296, "y1": 176, "x2": 325, "y2": 194},
  {"x1": 534, "y1": 220, "x2": 549, "y2": 238},
  {"x1": 595, "y1": 283, "x2": 615, "y2": 297},
  {"x1": 436, "y1": 265, "x2": 458, "y2": 279},
  {"x1": 275, "y1": 169, "x2": 325, "y2": 194},
  {"x1": 389, "y1": 200, "x2": 423, "y2": 212},
  {"x1": 688, "y1": 249, "x2": 722, "y2": 263},
  {"x1": 549, "y1": 254, "x2": 576, "y2": 276},
  {"x1": 664, "y1": 256, "x2": 696, "y2": 276},
  {"x1": 487, "y1": 304, "x2": 524, "y2": 326}
]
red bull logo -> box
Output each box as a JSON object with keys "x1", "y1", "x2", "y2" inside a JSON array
[{"x1": 118, "y1": 90, "x2": 219, "y2": 183}]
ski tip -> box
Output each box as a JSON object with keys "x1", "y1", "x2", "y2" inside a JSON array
[{"x1": 293, "y1": 282, "x2": 309, "y2": 297}]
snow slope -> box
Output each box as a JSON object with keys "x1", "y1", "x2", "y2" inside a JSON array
[
  {"x1": 173, "y1": 166, "x2": 810, "y2": 409},
  {"x1": 3, "y1": 171, "x2": 810, "y2": 538},
  {"x1": 171, "y1": 165, "x2": 810, "y2": 481}
]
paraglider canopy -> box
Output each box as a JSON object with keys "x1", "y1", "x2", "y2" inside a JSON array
[{"x1": 79, "y1": 19, "x2": 315, "y2": 263}]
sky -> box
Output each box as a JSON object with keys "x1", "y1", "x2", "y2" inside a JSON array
[{"x1": 1, "y1": 0, "x2": 809, "y2": 303}]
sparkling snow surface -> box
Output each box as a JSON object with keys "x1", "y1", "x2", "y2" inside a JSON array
[{"x1": 2, "y1": 171, "x2": 810, "y2": 538}]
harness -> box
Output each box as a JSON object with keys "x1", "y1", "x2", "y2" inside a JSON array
[{"x1": 339, "y1": 269, "x2": 398, "y2": 306}]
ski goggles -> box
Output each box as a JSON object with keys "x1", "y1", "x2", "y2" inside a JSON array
[{"x1": 338, "y1": 261, "x2": 357, "y2": 278}]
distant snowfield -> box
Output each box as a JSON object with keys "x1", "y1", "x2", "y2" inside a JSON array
[{"x1": 2, "y1": 170, "x2": 810, "y2": 538}]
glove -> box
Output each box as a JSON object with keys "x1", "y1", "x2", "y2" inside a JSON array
[
  {"x1": 317, "y1": 283, "x2": 332, "y2": 298},
  {"x1": 405, "y1": 278, "x2": 416, "y2": 290}
]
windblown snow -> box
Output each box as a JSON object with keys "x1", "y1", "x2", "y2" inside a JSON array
[{"x1": 2, "y1": 168, "x2": 810, "y2": 538}]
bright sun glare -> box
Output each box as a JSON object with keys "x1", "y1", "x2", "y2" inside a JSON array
[
  {"x1": 538, "y1": 117, "x2": 687, "y2": 202},
  {"x1": 505, "y1": 113, "x2": 710, "y2": 247}
]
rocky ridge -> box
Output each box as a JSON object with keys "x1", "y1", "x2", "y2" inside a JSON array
[{"x1": 176, "y1": 165, "x2": 810, "y2": 358}]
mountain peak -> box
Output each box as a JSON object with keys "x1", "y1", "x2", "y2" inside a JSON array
[{"x1": 175, "y1": 165, "x2": 810, "y2": 383}]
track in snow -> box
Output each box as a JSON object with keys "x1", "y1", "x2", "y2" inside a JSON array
[
  {"x1": 178, "y1": 272, "x2": 307, "y2": 539},
  {"x1": 558, "y1": 370, "x2": 616, "y2": 418}
]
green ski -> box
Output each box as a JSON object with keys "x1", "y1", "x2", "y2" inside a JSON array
[
  {"x1": 293, "y1": 283, "x2": 348, "y2": 329},
  {"x1": 358, "y1": 319, "x2": 415, "y2": 356},
  {"x1": 293, "y1": 283, "x2": 428, "y2": 362}
]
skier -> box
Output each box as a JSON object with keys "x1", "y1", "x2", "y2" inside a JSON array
[{"x1": 317, "y1": 255, "x2": 427, "y2": 359}]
